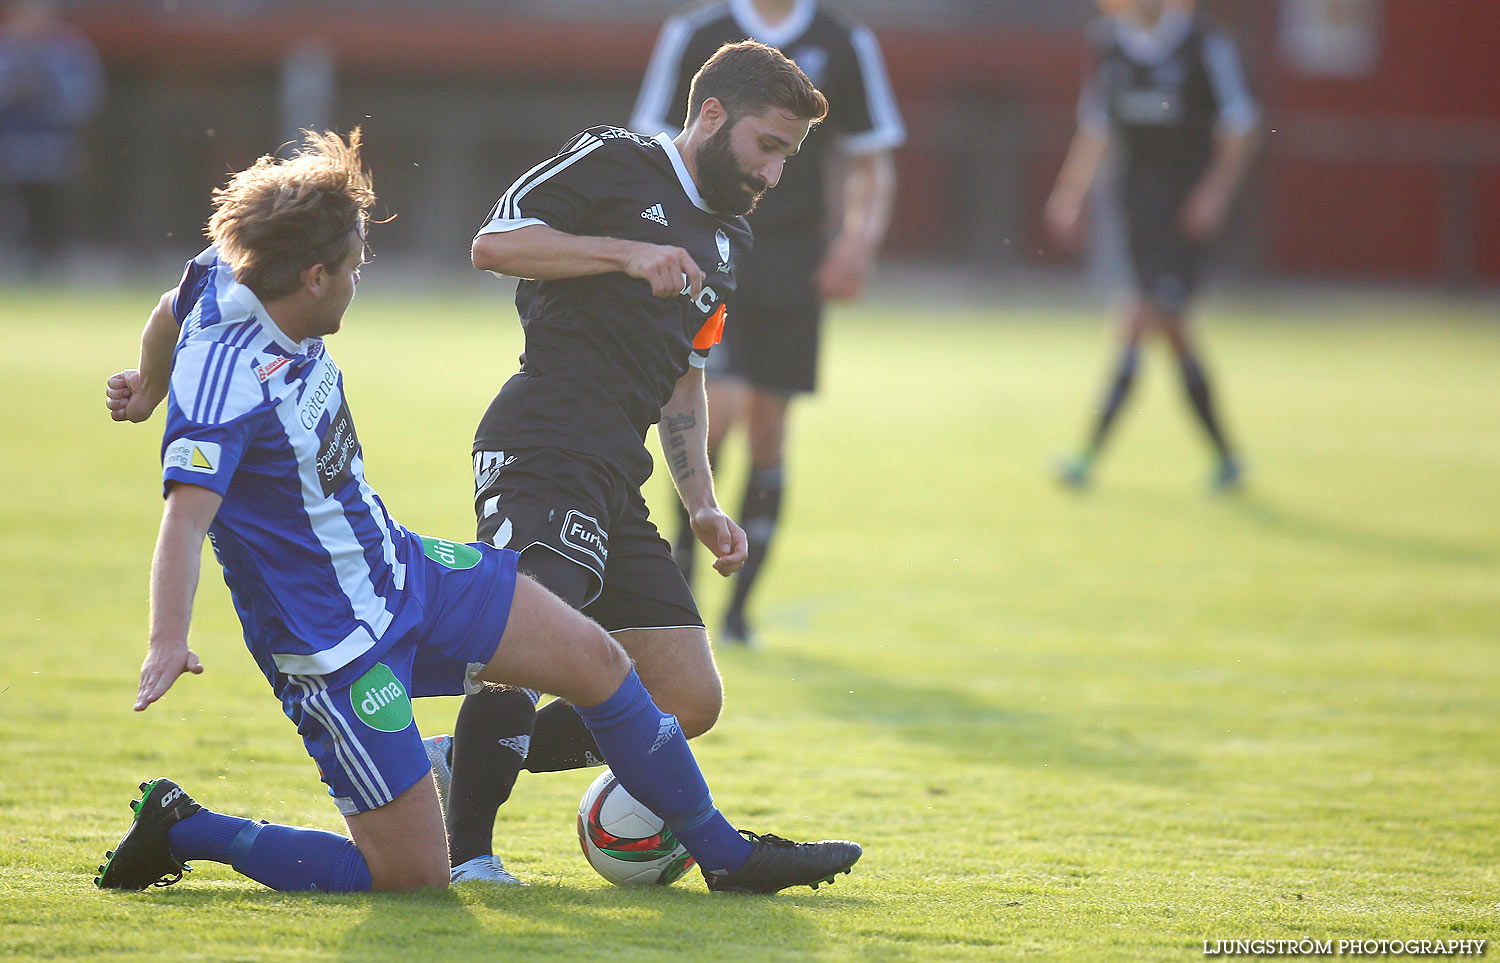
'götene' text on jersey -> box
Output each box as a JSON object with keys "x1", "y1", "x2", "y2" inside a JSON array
[{"x1": 473, "y1": 127, "x2": 753, "y2": 485}]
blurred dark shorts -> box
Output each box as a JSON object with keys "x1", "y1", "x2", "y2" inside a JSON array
[{"x1": 714, "y1": 230, "x2": 826, "y2": 395}]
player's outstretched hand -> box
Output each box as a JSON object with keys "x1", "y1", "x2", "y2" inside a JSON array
[
  {"x1": 623, "y1": 242, "x2": 705, "y2": 298},
  {"x1": 1043, "y1": 189, "x2": 1088, "y2": 252},
  {"x1": 134, "y1": 644, "x2": 204, "y2": 711},
  {"x1": 691, "y1": 507, "x2": 748, "y2": 576},
  {"x1": 1179, "y1": 182, "x2": 1230, "y2": 241},
  {"x1": 106, "y1": 369, "x2": 161, "y2": 424}
]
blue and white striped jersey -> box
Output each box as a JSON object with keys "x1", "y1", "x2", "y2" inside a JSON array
[{"x1": 160, "y1": 247, "x2": 418, "y2": 678}]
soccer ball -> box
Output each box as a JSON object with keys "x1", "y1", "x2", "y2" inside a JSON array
[{"x1": 577, "y1": 769, "x2": 696, "y2": 886}]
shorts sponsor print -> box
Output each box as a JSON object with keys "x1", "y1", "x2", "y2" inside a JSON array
[
  {"x1": 350, "y1": 662, "x2": 413, "y2": 733},
  {"x1": 473, "y1": 446, "x2": 701, "y2": 631},
  {"x1": 275, "y1": 539, "x2": 521, "y2": 815},
  {"x1": 420, "y1": 535, "x2": 482, "y2": 570}
]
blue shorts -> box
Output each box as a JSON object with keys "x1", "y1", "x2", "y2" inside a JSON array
[{"x1": 271, "y1": 538, "x2": 519, "y2": 815}]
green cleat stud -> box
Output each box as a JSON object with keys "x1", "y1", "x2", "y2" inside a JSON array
[{"x1": 139, "y1": 781, "x2": 150, "y2": 792}]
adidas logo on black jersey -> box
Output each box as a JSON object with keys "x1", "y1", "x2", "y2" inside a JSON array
[{"x1": 641, "y1": 203, "x2": 669, "y2": 226}]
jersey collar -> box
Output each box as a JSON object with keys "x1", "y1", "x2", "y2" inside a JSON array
[
  {"x1": 1115, "y1": 8, "x2": 1193, "y2": 64},
  {"x1": 221, "y1": 278, "x2": 310, "y2": 355},
  {"x1": 730, "y1": 0, "x2": 816, "y2": 49},
  {"x1": 653, "y1": 132, "x2": 718, "y2": 214}
]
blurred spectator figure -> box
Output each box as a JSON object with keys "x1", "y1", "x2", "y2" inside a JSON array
[
  {"x1": 633, "y1": 0, "x2": 904, "y2": 645},
  {"x1": 0, "y1": 0, "x2": 104, "y2": 276},
  {"x1": 1047, "y1": 0, "x2": 1257, "y2": 492}
]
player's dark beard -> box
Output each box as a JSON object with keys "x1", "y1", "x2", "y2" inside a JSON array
[{"x1": 695, "y1": 124, "x2": 767, "y2": 216}]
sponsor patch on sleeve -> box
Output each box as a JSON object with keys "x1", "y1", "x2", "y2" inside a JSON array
[{"x1": 164, "y1": 438, "x2": 222, "y2": 474}]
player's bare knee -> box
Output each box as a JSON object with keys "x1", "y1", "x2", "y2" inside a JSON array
[
  {"x1": 370, "y1": 862, "x2": 449, "y2": 892},
  {"x1": 376, "y1": 873, "x2": 449, "y2": 892},
  {"x1": 676, "y1": 688, "x2": 722, "y2": 739},
  {"x1": 555, "y1": 618, "x2": 630, "y2": 705}
]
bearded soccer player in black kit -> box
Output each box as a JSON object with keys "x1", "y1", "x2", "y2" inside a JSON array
[
  {"x1": 420, "y1": 42, "x2": 831, "y2": 884},
  {"x1": 633, "y1": 0, "x2": 904, "y2": 644},
  {"x1": 1047, "y1": 0, "x2": 1258, "y2": 491}
]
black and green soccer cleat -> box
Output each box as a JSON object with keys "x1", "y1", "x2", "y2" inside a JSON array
[
  {"x1": 1055, "y1": 453, "x2": 1093, "y2": 489},
  {"x1": 1210, "y1": 455, "x2": 1245, "y2": 493},
  {"x1": 95, "y1": 778, "x2": 201, "y2": 890},
  {"x1": 704, "y1": 831, "x2": 861, "y2": 894}
]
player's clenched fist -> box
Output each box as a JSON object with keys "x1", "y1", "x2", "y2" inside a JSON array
[
  {"x1": 689, "y1": 506, "x2": 748, "y2": 576},
  {"x1": 623, "y1": 242, "x2": 705, "y2": 298},
  {"x1": 106, "y1": 369, "x2": 162, "y2": 423}
]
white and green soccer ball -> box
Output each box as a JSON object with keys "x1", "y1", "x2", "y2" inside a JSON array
[{"x1": 577, "y1": 769, "x2": 696, "y2": 886}]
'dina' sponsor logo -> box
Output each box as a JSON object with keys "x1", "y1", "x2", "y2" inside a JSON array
[
  {"x1": 350, "y1": 663, "x2": 412, "y2": 732},
  {"x1": 420, "y1": 535, "x2": 482, "y2": 570}
]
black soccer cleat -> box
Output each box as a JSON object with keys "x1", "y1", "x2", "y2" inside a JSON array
[
  {"x1": 704, "y1": 830, "x2": 861, "y2": 894},
  {"x1": 95, "y1": 778, "x2": 201, "y2": 890}
]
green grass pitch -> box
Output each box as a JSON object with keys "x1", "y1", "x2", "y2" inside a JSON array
[{"x1": 0, "y1": 279, "x2": 1495, "y2": 960}]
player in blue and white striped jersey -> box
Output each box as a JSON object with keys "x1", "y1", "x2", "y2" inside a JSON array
[
  {"x1": 157, "y1": 244, "x2": 417, "y2": 686},
  {"x1": 97, "y1": 129, "x2": 861, "y2": 896}
]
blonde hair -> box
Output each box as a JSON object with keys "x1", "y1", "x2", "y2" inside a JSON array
[{"x1": 207, "y1": 129, "x2": 375, "y2": 300}]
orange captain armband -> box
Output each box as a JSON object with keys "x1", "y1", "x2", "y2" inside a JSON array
[{"x1": 692, "y1": 303, "x2": 727, "y2": 350}]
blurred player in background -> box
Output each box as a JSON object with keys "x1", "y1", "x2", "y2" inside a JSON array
[
  {"x1": 426, "y1": 42, "x2": 832, "y2": 884},
  {"x1": 0, "y1": 0, "x2": 103, "y2": 277},
  {"x1": 632, "y1": 0, "x2": 904, "y2": 643},
  {"x1": 99, "y1": 128, "x2": 860, "y2": 896},
  {"x1": 1046, "y1": 0, "x2": 1257, "y2": 490}
]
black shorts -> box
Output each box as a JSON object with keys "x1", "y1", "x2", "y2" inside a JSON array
[
  {"x1": 1122, "y1": 183, "x2": 1205, "y2": 314},
  {"x1": 472, "y1": 447, "x2": 702, "y2": 632},
  {"x1": 716, "y1": 230, "x2": 825, "y2": 394}
]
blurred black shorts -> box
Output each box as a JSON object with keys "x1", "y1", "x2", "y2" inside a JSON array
[
  {"x1": 715, "y1": 230, "x2": 826, "y2": 395},
  {"x1": 1122, "y1": 182, "x2": 1206, "y2": 314}
]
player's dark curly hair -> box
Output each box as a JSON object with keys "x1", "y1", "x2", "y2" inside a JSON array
[
  {"x1": 206, "y1": 129, "x2": 375, "y2": 301},
  {"x1": 686, "y1": 40, "x2": 828, "y2": 129}
]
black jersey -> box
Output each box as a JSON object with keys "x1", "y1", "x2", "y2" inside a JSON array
[
  {"x1": 631, "y1": 0, "x2": 904, "y2": 235},
  {"x1": 473, "y1": 126, "x2": 753, "y2": 486},
  {"x1": 1079, "y1": 11, "x2": 1257, "y2": 198}
]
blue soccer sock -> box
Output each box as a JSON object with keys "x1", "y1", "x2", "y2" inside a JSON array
[
  {"x1": 167, "y1": 809, "x2": 373, "y2": 892},
  {"x1": 574, "y1": 669, "x2": 752, "y2": 875}
]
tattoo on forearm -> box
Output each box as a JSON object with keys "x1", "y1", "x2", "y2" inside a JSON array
[{"x1": 665, "y1": 412, "x2": 697, "y2": 483}]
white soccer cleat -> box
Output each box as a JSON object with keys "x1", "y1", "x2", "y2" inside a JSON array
[
  {"x1": 450, "y1": 854, "x2": 523, "y2": 885},
  {"x1": 423, "y1": 733, "x2": 453, "y2": 813}
]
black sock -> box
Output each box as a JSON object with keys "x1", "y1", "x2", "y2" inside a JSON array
[
  {"x1": 1087, "y1": 345, "x2": 1140, "y2": 456},
  {"x1": 446, "y1": 684, "x2": 537, "y2": 866},
  {"x1": 1178, "y1": 352, "x2": 1232, "y2": 459},
  {"x1": 727, "y1": 464, "x2": 784, "y2": 619},
  {"x1": 672, "y1": 498, "x2": 697, "y2": 589},
  {"x1": 523, "y1": 698, "x2": 605, "y2": 773}
]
